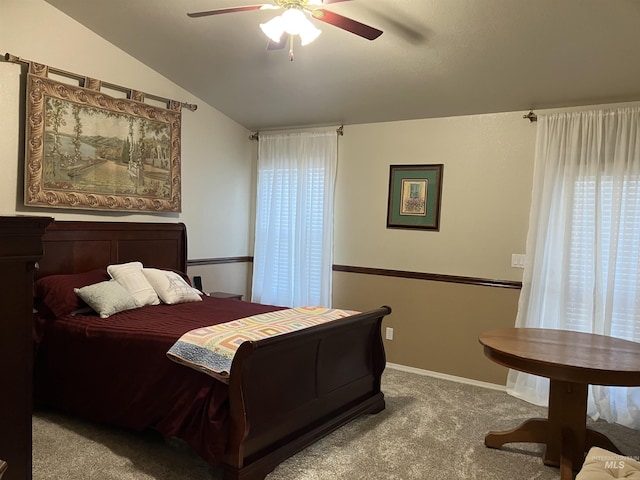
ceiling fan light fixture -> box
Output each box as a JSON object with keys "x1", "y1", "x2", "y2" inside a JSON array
[
  {"x1": 260, "y1": 8, "x2": 322, "y2": 46},
  {"x1": 188, "y1": 1, "x2": 384, "y2": 52},
  {"x1": 281, "y1": 8, "x2": 308, "y2": 35},
  {"x1": 296, "y1": 17, "x2": 321, "y2": 45},
  {"x1": 260, "y1": 15, "x2": 285, "y2": 42}
]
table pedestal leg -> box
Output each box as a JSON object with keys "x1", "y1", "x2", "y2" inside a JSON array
[
  {"x1": 484, "y1": 380, "x2": 617, "y2": 478},
  {"x1": 485, "y1": 418, "x2": 548, "y2": 448},
  {"x1": 544, "y1": 380, "x2": 588, "y2": 468},
  {"x1": 585, "y1": 430, "x2": 622, "y2": 454}
]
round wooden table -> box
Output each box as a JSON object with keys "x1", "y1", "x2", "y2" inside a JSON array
[{"x1": 479, "y1": 328, "x2": 640, "y2": 479}]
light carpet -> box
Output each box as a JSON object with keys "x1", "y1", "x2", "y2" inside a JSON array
[{"x1": 33, "y1": 368, "x2": 640, "y2": 479}]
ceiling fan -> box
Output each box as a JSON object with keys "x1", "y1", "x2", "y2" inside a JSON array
[{"x1": 187, "y1": 0, "x2": 383, "y2": 60}]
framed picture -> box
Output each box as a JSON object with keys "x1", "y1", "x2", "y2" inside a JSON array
[
  {"x1": 24, "y1": 66, "x2": 182, "y2": 212},
  {"x1": 386, "y1": 164, "x2": 443, "y2": 230}
]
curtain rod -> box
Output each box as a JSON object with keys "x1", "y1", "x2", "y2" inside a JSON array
[
  {"x1": 3, "y1": 53, "x2": 198, "y2": 112},
  {"x1": 249, "y1": 125, "x2": 344, "y2": 141},
  {"x1": 251, "y1": 111, "x2": 539, "y2": 139},
  {"x1": 252, "y1": 110, "x2": 540, "y2": 137}
]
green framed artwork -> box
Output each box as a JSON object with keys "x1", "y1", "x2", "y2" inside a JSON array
[{"x1": 386, "y1": 164, "x2": 443, "y2": 230}]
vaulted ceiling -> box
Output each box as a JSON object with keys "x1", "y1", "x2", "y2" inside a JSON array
[{"x1": 45, "y1": 0, "x2": 640, "y2": 131}]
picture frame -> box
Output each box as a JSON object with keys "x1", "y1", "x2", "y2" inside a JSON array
[
  {"x1": 386, "y1": 164, "x2": 443, "y2": 230},
  {"x1": 24, "y1": 65, "x2": 182, "y2": 213}
]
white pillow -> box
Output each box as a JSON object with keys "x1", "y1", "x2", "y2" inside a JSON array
[
  {"x1": 142, "y1": 268, "x2": 203, "y2": 305},
  {"x1": 74, "y1": 280, "x2": 140, "y2": 318},
  {"x1": 107, "y1": 261, "x2": 160, "y2": 306}
]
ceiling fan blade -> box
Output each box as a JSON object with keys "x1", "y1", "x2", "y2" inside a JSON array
[
  {"x1": 187, "y1": 5, "x2": 270, "y2": 18},
  {"x1": 321, "y1": 0, "x2": 354, "y2": 4},
  {"x1": 311, "y1": 9, "x2": 382, "y2": 40}
]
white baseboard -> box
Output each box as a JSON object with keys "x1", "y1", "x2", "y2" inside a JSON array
[{"x1": 386, "y1": 362, "x2": 506, "y2": 392}]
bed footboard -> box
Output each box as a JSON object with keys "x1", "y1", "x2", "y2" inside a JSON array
[{"x1": 223, "y1": 305, "x2": 392, "y2": 480}]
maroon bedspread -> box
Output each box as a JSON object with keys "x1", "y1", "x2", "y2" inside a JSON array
[{"x1": 34, "y1": 296, "x2": 283, "y2": 466}]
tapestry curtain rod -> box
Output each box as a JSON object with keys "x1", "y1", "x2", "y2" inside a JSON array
[
  {"x1": 249, "y1": 125, "x2": 344, "y2": 141},
  {"x1": 3, "y1": 53, "x2": 197, "y2": 112}
]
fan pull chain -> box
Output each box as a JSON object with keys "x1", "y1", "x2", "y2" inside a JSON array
[{"x1": 289, "y1": 34, "x2": 294, "y2": 61}]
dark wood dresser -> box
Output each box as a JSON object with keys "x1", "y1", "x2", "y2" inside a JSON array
[{"x1": 0, "y1": 216, "x2": 52, "y2": 480}]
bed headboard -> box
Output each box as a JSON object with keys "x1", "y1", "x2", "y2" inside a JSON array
[{"x1": 36, "y1": 221, "x2": 187, "y2": 279}]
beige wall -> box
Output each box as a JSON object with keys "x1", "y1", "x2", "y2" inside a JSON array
[
  {"x1": 332, "y1": 273, "x2": 520, "y2": 385},
  {"x1": 0, "y1": 0, "x2": 252, "y2": 292},
  {"x1": 331, "y1": 105, "x2": 639, "y2": 385},
  {"x1": 330, "y1": 112, "x2": 536, "y2": 385},
  {"x1": 335, "y1": 113, "x2": 536, "y2": 280},
  {"x1": 188, "y1": 263, "x2": 253, "y2": 300}
]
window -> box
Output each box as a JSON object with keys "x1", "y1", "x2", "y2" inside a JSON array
[
  {"x1": 566, "y1": 176, "x2": 640, "y2": 341},
  {"x1": 252, "y1": 132, "x2": 337, "y2": 307},
  {"x1": 508, "y1": 107, "x2": 640, "y2": 428}
]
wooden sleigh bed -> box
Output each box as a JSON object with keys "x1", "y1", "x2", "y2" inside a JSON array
[{"x1": 31, "y1": 220, "x2": 392, "y2": 480}]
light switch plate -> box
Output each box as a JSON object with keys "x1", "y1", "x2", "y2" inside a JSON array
[{"x1": 511, "y1": 254, "x2": 526, "y2": 268}]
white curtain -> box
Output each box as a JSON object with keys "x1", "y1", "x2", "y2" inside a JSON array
[
  {"x1": 507, "y1": 107, "x2": 640, "y2": 429},
  {"x1": 251, "y1": 131, "x2": 337, "y2": 308}
]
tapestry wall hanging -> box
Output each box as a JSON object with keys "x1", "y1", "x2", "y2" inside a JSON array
[{"x1": 21, "y1": 58, "x2": 189, "y2": 213}]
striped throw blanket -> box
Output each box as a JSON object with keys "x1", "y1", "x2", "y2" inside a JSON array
[{"x1": 166, "y1": 306, "x2": 358, "y2": 382}]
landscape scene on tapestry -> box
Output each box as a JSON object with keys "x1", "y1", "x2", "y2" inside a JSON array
[{"x1": 43, "y1": 96, "x2": 172, "y2": 199}]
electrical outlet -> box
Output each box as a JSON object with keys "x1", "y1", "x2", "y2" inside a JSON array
[{"x1": 385, "y1": 327, "x2": 394, "y2": 340}]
